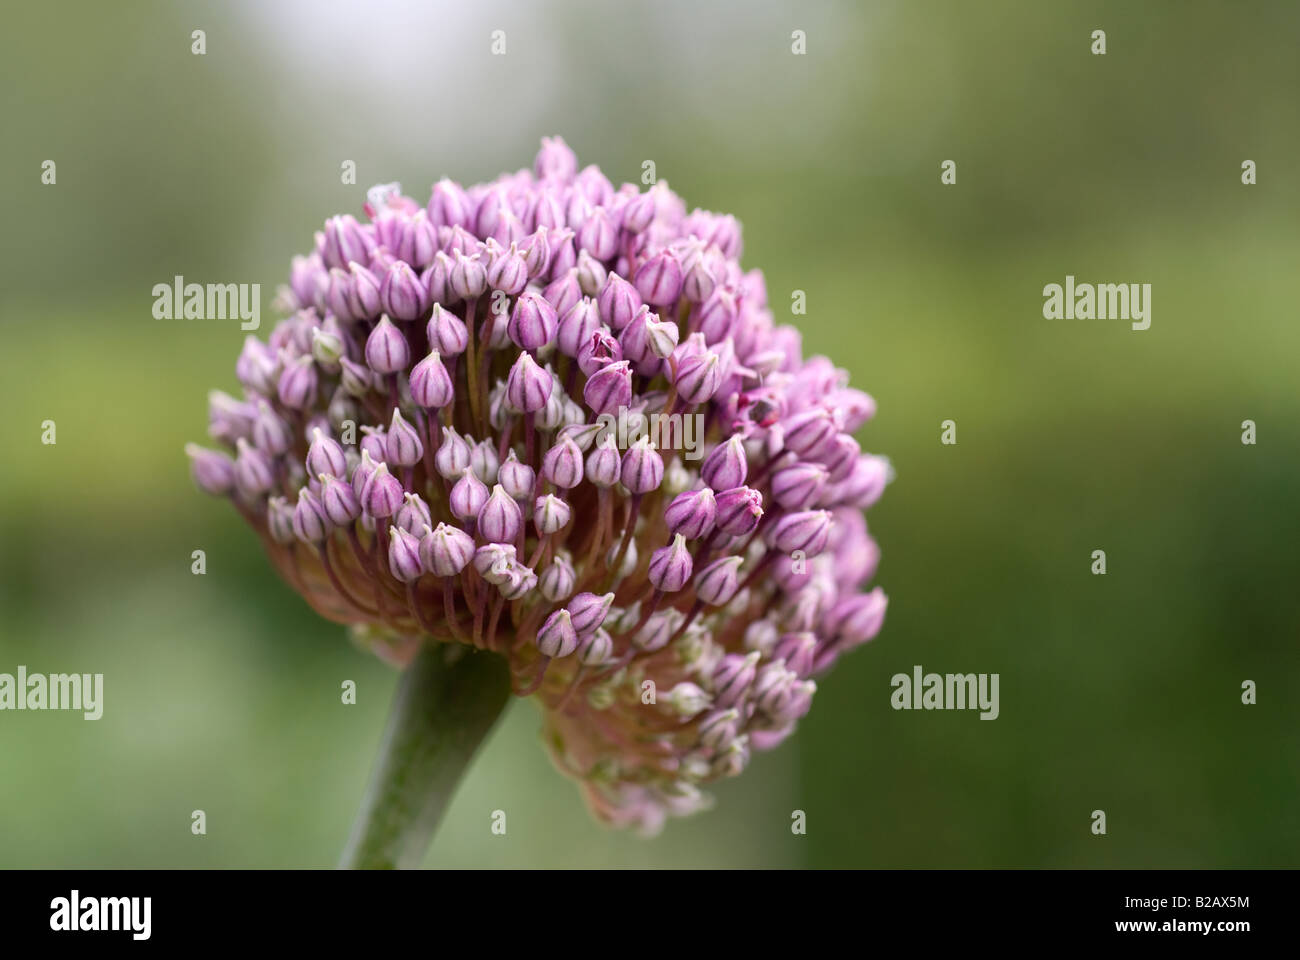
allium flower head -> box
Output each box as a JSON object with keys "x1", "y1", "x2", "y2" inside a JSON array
[{"x1": 190, "y1": 137, "x2": 890, "y2": 834}]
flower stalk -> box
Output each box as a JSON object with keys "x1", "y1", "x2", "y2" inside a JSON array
[{"x1": 339, "y1": 642, "x2": 510, "y2": 869}]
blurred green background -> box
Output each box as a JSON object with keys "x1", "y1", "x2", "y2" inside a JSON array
[{"x1": 2, "y1": 0, "x2": 1297, "y2": 868}]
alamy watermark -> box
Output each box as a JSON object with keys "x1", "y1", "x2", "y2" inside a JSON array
[
  {"x1": 0, "y1": 666, "x2": 103, "y2": 719},
  {"x1": 152, "y1": 275, "x2": 260, "y2": 330},
  {"x1": 891, "y1": 665, "x2": 999, "y2": 719},
  {"x1": 1043, "y1": 275, "x2": 1151, "y2": 331},
  {"x1": 50, "y1": 891, "x2": 150, "y2": 940},
  {"x1": 594, "y1": 407, "x2": 705, "y2": 460}
]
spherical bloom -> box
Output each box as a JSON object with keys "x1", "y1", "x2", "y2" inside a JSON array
[{"x1": 188, "y1": 138, "x2": 890, "y2": 835}]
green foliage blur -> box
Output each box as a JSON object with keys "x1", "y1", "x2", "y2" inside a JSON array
[{"x1": 1, "y1": 0, "x2": 1296, "y2": 868}]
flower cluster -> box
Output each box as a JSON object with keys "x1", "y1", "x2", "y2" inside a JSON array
[{"x1": 188, "y1": 137, "x2": 889, "y2": 833}]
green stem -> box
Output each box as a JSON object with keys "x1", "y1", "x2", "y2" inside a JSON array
[{"x1": 339, "y1": 642, "x2": 510, "y2": 869}]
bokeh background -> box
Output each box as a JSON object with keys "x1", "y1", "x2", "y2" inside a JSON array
[{"x1": 1, "y1": 0, "x2": 1297, "y2": 868}]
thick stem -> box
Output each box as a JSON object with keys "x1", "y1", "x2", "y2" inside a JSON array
[{"x1": 339, "y1": 642, "x2": 510, "y2": 869}]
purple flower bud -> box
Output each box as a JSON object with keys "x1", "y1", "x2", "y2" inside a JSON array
[
  {"x1": 645, "y1": 314, "x2": 679, "y2": 359},
  {"x1": 664, "y1": 488, "x2": 717, "y2": 540},
  {"x1": 696, "y1": 288, "x2": 738, "y2": 344},
  {"x1": 621, "y1": 191, "x2": 655, "y2": 234},
  {"x1": 648, "y1": 533, "x2": 693, "y2": 592},
  {"x1": 672, "y1": 351, "x2": 723, "y2": 405},
  {"x1": 326, "y1": 267, "x2": 356, "y2": 322},
  {"x1": 535, "y1": 609, "x2": 579, "y2": 658},
  {"x1": 445, "y1": 223, "x2": 479, "y2": 257},
  {"x1": 420, "y1": 522, "x2": 474, "y2": 577},
  {"x1": 449, "y1": 467, "x2": 489, "y2": 521},
  {"x1": 770, "y1": 462, "x2": 829, "y2": 509},
  {"x1": 507, "y1": 291, "x2": 559, "y2": 351},
  {"x1": 577, "y1": 330, "x2": 623, "y2": 377},
  {"x1": 533, "y1": 494, "x2": 571, "y2": 535},
  {"x1": 517, "y1": 216, "x2": 550, "y2": 263},
  {"x1": 819, "y1": 433, "x2": 860, "y2": 484},
  {"x1": 487, "y1": 242, "x2": 528, "y2": 295},
  {"x1": 319, "y1": 473, "x2": 361, "y2": 526},
  {"x1": 544, "y1": 227, "x2": 576, "y2": 278},
  {"x1": 770, "y1": 510, "x2": 833, "y2": 555},
  {"x1": 395, "y1": 491, "x2": 432, "y2": 535},
  {"x1": 399, "y1": 211, "x2": 438, "y2": 269},
  {"x1": 566, "y1": 591, "x2": 615, "y2": 635},
  {"x1": 292, "y1": 487, "x2": 332, "y2": 543},
  {"x1": 185, "y1": 443, "x2": 235, "y2": 495},
  {"x1": 237, "y1": 336, "x2": 279, "y2": 394},
  {"x1": 714, "y1": 485, "x2": 763, "y2": 536},
  {"x1": 278, "y1": 355, "x2": 319, "y2": 409},
  {"x1": 380, "y1": 261, "x2": 427, "y2": 321},
  {"x1": 773, "y1": 632, "x2": 817, "y2": 678},
  {"x1": 832, "y1": 455, "x2": 889, "y2": 510},
  {"x1": 753, "y1": 661, "x2": 798, "y2": 719},
  {"x1": 781, "y1": 408, "x2": 836, "y2": 457},
  {"x1": 556, "y1": 298, "x2": 601, "y2": 357},
  {"x1": 477, "y1": 484, "x2": 522, "y2": 543},
  {"x1": 576, "y1": 627, "x2": 613, "y2": 666},
  {"x1": 584, "y1": 360, "x2": 633, "y2": 415},
  {"x1": 634, "y1": 249, "x2": 683, "y2": 305},
  {"x1": 497, "y1": 450, "x2": 535, "y2": 500},
  {"x1": 359, "y1": 427, "x2": 387, "y2": 463},
  {"x1": 620, "y1": 435, "x2": 664, "y2": 494},
  {"x1": 633, "y1": 609, "x2": 678, "y2": 652},
  {"x1": 424, "y1": 251, "x2": 455, "y2": 306},
  {"x1": 682, "y1": 257, "x2": 716, "y2": 304},
  {"x1": 617, "y1": 306, "x2": 656, "y2": 364},
  {"x1": 470, "y1": 439, "x2": 499, "y2": 484},
  {"x1": 543, "y1": 268, "x2": 582, "y2": 317},
  {"x1": 541, "y1": 435, "x2": 584, "y2": 489},
  {"x1": 364, "y1": 316, "x2": 410, "y2": 374},
  {"x1": 535, "y1": 136, "x2": 577, "y2": 181},
  {"x1": 248, "y1": 403, "x2": 292, "y2": 457},
  {"x1": 369, "y1": 247, "x2": 396, "y2": 277},
  {"x1": 534, "y1": 384, "x2": 566, "y2": 431},
  {"x1": 427, "y1": 178, "x2": 472, "y2": 229},
  {"x1": 585, "y1": 433, "x2": 622, "y2": 488},
  {"x1": 539, "y1": 554, "x2": 576, "y2": 602},
  {"x1": 711, "y1": 737, "x2": 751, "y2": 778},
  {"x1": 434, "y1": 427, "x2": 471, "y2": 479},
  {"x1": 266, "y1": 496, "x2": 296, "y2": 543},
  {"x1": 322, "y1": 214, "x2": 374, "y2": 270},
  {"x1": 559, "y1": 421, "x2": 602, "y2": 451},
  {"x1": 695, "y1": 555, "x2": 744, "y2": 606},
  {"x1": 426, "y1": 304, "x2": 468, "y2": 356},
  {"x1": 351, "y1": 449, "x2": 379, "y2": 499},
  {"x1": 698, "y1": 708, "x2": 741, "y2": 750},
  {"x1": 359, "y1": 462, "x2": 404, "y2": 519},
  {"x1": 664, "y1": 681, "x2": 711, "y2": 718},
  {"x1": 385, "y1": 409, "x2": 423, "y2": 467},
  {"x1": 826, "y1": 588, "x2": 888, "y2": 647},
  {"x1": 576, "y1": 254, "x2": 608, "y2": 302},
  {"x1": 505, "y1": 352, "x2": 553, "y2": 413},
  {"x1": 597, "y1": 273, "x2": 641, "y2": 331},
  {"x1": 233, "y1": 438, "x2": 274, "y2": 497},
  {"x1": 701, "y1": 435, "x2": 748, "y2": 491},
  {"x1": 474, "y1": 543, "x2": 516, "y2": 582},
  {"x1": 491, "y1": 207, "x2": 528, "y2": 247},
  {"x1": 712, "y1": 651, "x2": 760, "y2": 708},
  {"x1": 339, "y1": 356, "x2": 374, "y2": 397},
  {"x1": 387, "y1": 525, "x2": 425, "y2": 583},
  {"x1": 348, "y1": 261, "x2": 382, "y2": 319},
  {"x1": 409, "y1": 350, "x2": 454, "y2": 409},
  {"x1": 311, "y1": 325, "x2": 344, "y2": 371},
  {"x1": 450, "y1": 250, "x2": 487, "y2": 300},
  {"x1": 577, "y1": 206, "x2": 619, "y2": 261}
]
